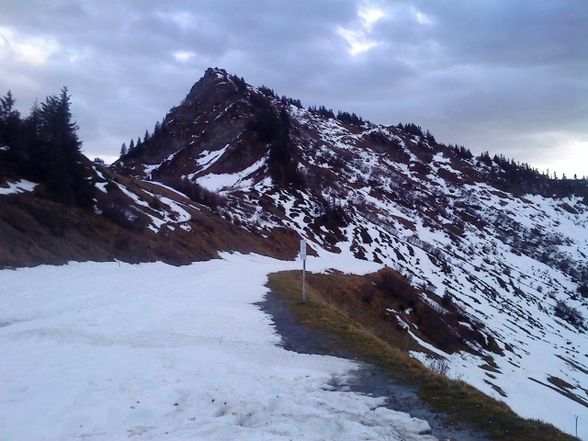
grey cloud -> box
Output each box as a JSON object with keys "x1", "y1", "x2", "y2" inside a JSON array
[
  {"x1": 0, "y1": 0, "x2": 585, "y2": 175},
  {"x1": 411, "y1": 0, "x2": 588, "y2": 66}
]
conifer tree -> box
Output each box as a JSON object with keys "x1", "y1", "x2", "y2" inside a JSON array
[
  {"x1": 18, "y1": 100, "x2": 42, "y2": 176},
  {"x1": 0, "y1": 90, "x2": 21, "y2": 148},
  {"x1": 36, "y1": 87, "x2": 94, "y2": 207},
  {"x1": 120, "y1": 142, "x2": 127, "y2": 157},
  {"x1": 26, "y1": 100, "x2": 41, "y2": 137}
]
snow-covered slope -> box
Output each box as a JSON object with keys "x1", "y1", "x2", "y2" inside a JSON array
[
  {"x1": 0, "y1": 254, "x2": 438, "y2": 441},
  {"x1": 113, "y1": 68, "x2": 587, "y2": 438}
]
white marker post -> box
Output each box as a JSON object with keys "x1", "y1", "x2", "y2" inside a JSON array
[{"x1": 300, "y1": 239, "x2": 307, "y2": 302}]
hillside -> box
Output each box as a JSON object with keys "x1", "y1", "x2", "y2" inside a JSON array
[
  {"x1": 0, "y1": 157, "x2": 298, "y2": 267},
  {"x1": 113, "y1": 68, "x2": 588, "y2": 437},
  {"x1": 1, "y1": 68, "x2": 587, "y2": 438}
]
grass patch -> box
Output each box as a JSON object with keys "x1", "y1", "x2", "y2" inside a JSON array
[{"x1": 267, "y1": 270, "x2": 578, "y2": 441}]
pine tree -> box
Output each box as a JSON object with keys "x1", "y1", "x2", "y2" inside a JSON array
[
  {"x1": 120, "y1": 142, "x2": 127, "y2": 157},
  {"x1": 19, "y1": 100, "x2": 42, "y2": 177},
  {"x1": 268, "y1": 108, "x2": 304, "y2": 188},
  {"x1": 0, "y1": 90, "x2": 18, "y2": 123},
  {"x1": 128, "y1": 139, "x2": 135, "y2": 152},
  {"x1": 144, "y1": 129, "x2": 150, "y2": 142},
  {"x1": 36, "y1": 87, "x2": 94, "y2": 207},
  {"x1": 27, "y1": 100, "x2": 41, "y2": 137},
  {"x1": 0, "y1": 90, "x2": 21, "y2": 148}
]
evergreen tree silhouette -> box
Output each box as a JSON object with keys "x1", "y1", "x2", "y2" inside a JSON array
[
  {"x1": 0, "y1": 90, "x2": 21, "y2": 148},
  {"x1": 36, "y1": 87, "x2": 94, "y2": 207}
]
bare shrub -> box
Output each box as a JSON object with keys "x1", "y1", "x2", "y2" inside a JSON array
[
  {"x1": 148, "y1": 194, "x2": 162, "y2": 210},
  {"x1": 100, "y1": 188, "x2": 149, "y2": 231},
  {"x1": 317, "y1": 200, "x2": 348, "y2": 230},
  {"x1": 554, "y1": 300, "x2": 586, "y2": 331},
  {"x1": 361, "y1": 283, "x2": 377, "y2": 304},
  {"x1": 376, "y1": 268, "x2": 417, "y2": 306},
  {"x1": 415, "y1": 302, "x2": 462, "y2": 350},
  {"x1": 375, "y1": 268, "x2": 464, "y2": 352},
  {"x1": 441, "y1": 291, "x2": 454, "y2": 308},
  {"x1": 159, "y1": 177, "x2": 226, "y2": 209}
]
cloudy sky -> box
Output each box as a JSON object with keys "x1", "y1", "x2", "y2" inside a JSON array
[{"x1": 1, "y1": 0, "x2": 586, "y2": 177}]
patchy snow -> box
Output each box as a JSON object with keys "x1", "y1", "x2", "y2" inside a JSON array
[
  {"x1": 197, "y1": 157, "x2": 266, "y2": 192},
  {"x1": 92, "y1": 166, "x2": 106, "y2": 181},
  {"x1": 0, "y1": 254, "x2": 438, "y2": 441},
  {"x1": 0, "y1": 179, "x2": 37, "y2": 196},
  {"x1": 143, "y1": 163, "x2": 159, "y2": 177},
  {"x1": 196, "y1": 144, "x2": 230, "y2": 169},
  {"x1": 159, "y1": 196, "x2": 192, "y2": 222},
  {"x1": 143, "y1": 149, "x2": 187, "y2": 178},
  {"x1": 95, "y1": 182, "x2": 108, "y2": 193},
  {"x1": 114, "y1": 183, "x2": 166, "y2": 233}
]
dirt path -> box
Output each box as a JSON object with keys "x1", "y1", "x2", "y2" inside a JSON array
[{"x1": 259, "y1": 292, "x2": 491, "y2": 441}]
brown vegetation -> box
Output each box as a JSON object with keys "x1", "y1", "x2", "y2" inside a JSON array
[{"x1": 267, "y1": 270, "x2": 577, "y2": 441}]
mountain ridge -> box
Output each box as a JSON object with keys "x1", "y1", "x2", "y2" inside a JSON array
[
  {"x1": 111, "y1": 67, "x2": 588, "y2": 436},
  {"x1": 1, "y1": 67, "x2": 587, "y2": 437}
]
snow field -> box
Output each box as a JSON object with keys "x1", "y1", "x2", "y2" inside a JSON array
[{"x1": 0, "y1": 253, "x2": 435, "y2": 441}]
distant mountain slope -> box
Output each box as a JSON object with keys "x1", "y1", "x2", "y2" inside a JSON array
[{"x1": 113, "y1": 68, "x2": 588, "y2": 437}]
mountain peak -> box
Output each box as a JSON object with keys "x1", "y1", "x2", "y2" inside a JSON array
[
  {"x1": 181, "y1": 67, "x2": 241, "y2": 107},
  {"x1": 203, "y1": 66, "x2": 230, "y2": 80}
]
